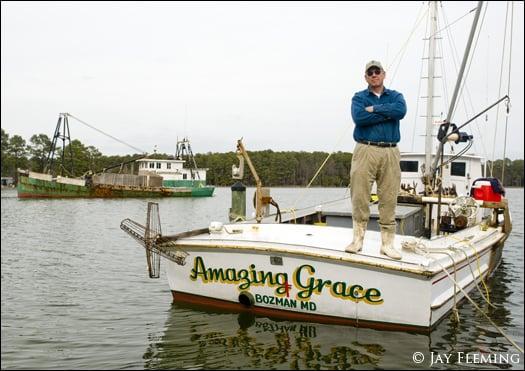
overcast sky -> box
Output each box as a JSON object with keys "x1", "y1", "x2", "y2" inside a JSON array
[{"x1": 2, "y1": 1, "x2": 523, "y2": 160}]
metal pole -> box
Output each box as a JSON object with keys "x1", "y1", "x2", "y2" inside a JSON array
[
  {"x1": 424, "y1": 1, "x2": 438, "y2": 184},
  {"x1": 431, "y1": 1, "x2": 484, "y2": 176}
]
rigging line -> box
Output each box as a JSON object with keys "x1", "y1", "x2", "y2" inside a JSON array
[
  {"x1": 442, "y1": 5, "x2": 489, "y2": 160},
  {"x1": 448, "y1": 237, "x2": 496, "y2": 309},
  {"x1": 411, "y1": 8, "x2": 430, "y2": 152},
  {"x1": 428, "y1": 6, "x2": 478, "y2": 39},
  {"x1": 436, "y1": 5, "x2": 451, "y2": 116},
  {"x1": 436, "y1": 21, "x2": 458, "y2": 158},
  {"x1": 436, "y1": 10, "x2": 450, "y2": 119},
  {"x1": 456, "y1": 80, "x2": 487, "y2": 159},
  {"x1": 386, "y1": 2, "x2": 426, "y2": 70},
  {"x1": 436, "y1": 27, "x2": 447, "y2": 111},
  {"x1": 404, "y1": 240, "x2": 524, "y2": 354},
  {"x1": 440, "y1": 143, "x2": 471, "y2": 169},
  {"x1": 451, "y1": 2, "x2": 488, "y2": 120},
  {"x1": 388, "y1": 4, "x2": 428, "y2": 86},
  {"x1": 288, "y1": 124, "x2": 351, "y2": 210},
  {"x1": 484, "y1": 35, "x2": 490, "y2": 177},
  {"x1": 440, "y1": 140, "x2": 474, "y2": 167},
  {"x1": 278, "y1": 194, "x2": 356, "y2": 224},
  {"x1": 66, "y1": 113, "x2": 148, "y2": 155},
  {"x1": 445, "y1": 7, "x2": 490, "y2": 160},
  {"x1": 438, "y1": 3, "x2": 487, "y2": 169},
  {"x1": 501, "y1": 1, "x2": 513, "y2": 184},
  {"x1": 439, "y1": 1, "x2": 483, "y2": 141},
  {"x1": 490, "y1": 1, "x2": 511, "y2": 176}
]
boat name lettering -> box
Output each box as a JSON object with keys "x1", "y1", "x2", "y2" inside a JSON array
[
  {"x1": 190, "y1": 256, "x2": 289, "y2": 294},
  {"x1": 255, "y1": 294, "x2": 304, "y2": 310},
  {"x1": 294, "y1": 264, "x2": 383, "y2": 305},
  {"x1": 189, "y1": 257, "x2": 383, "y2": 305}
]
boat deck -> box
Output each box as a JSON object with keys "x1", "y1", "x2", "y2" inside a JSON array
[{"x1": 163, "y1": 222, "x2": 504, "y2": 277}]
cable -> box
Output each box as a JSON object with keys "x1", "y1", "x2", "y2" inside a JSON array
[
  {"x1": 402, "y1": 238, "x2": 524, "y2": 354},
  {"x1": 451, "y1": 2, "x2": 488, "y2": 120},
  {"x1": 66, "y1": 113, "x2": 148, "y2": 155},
  {"x1": 501, "y1": 2, "x2": 514, "y2": 183},
  {"x1": 490, "y1": 2, "x2": 511, "y2": 176},
  {"x1": 411, "y1": 8, "x2": 430, "y2": 152},
  {"x1": 430, "y1": 6, "x2": 479, "y2": 39},
  {"x1": 441, "y1": 5, "x2": 489, "y2": 162},
  {"x1": 388, "y1": 4, "x2": 428, "y2": 86},
  {"x1": 287, "y1": 124, "x2": 351, "y2": 210}
]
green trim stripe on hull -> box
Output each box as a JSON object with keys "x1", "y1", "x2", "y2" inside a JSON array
[
  {"x1": 191, "y1": 187, "x2": 215, "y2": 197},
  {"x1": 17, "y1": 175, "x2": 214, "y2": 198},
  {"x1": 18, "y1": 176, "x2": 91, "y2": 198},
  {"x1": 163, "y1": 179, "x2": 207, "y2": 188}
]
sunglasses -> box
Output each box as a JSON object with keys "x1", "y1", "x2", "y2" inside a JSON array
[{"x1": 366, "y1": 67, "x2": 382, "y2": 76}]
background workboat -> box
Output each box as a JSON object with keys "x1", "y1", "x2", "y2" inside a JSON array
[
  {"x1": 17, "y1": 113, "x2": 214, "y2": 198},
  {"x1": 121, "y1": 0, "x2": 516, "y2": 340}
]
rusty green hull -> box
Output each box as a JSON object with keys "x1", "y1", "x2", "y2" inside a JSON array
[{"x1": 17, "y1": 174, "x2": 214, "y2": 198}]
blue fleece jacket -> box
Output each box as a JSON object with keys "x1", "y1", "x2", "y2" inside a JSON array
[{"x1": 351, "y1": 87, "x2": 407, "y2": 143}]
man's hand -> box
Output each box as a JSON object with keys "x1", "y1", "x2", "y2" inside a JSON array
[{"x1": 365, "y1": 106, "x2": 374, "y2": 113}]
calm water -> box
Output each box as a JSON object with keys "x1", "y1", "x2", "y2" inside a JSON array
[{"x1": 1, "y1": 187, "x2": 523, "y2": 369}]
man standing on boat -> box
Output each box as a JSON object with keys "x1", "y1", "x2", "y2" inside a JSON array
[{"x1": 346, "y1": 60, "x2": 406, "y2": 260}]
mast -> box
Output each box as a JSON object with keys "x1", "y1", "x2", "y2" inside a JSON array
[
  {"x1": 423, "y1": 1, "x2": 438, "y2": 189},
  {"x1": 45, "y1": 113, "x2": 74, "y2": 176},
  {"x1": 175, "y1": 137, "x2": 200, "y2": 180}
]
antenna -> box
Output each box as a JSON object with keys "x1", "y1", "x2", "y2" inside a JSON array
[{"x1": 184, "y1": 105, "x2": 188, "y2": 138}]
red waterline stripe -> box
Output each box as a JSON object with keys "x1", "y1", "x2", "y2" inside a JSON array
[{"x1": 171, "y1": 290, "x2": 432, "y2": 333}]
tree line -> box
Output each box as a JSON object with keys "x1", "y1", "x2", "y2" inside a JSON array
[{"x1": 1, "y1": 128, "x2": 523, "y2": 187}]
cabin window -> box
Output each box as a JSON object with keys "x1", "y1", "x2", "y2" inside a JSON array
[
  {"x1": 400, "y1": 160, "x2": 419, "y2": 172},
  {"x1": 149, "y1": 162, "x2": 154, "y2": 169},
  {"x1": 167, "y1": 163, "x2": 171, "y2": 169},
  {"x1": 451, "y1": 162, "x2": 466, "y2": 176},
  {"x1": 156, "y1": 162, "x2": 161, "y2": 169}
]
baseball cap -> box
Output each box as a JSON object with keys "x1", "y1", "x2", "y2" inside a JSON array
[{"x1": 365, "y1": 60, "x2": 384, "y2": 72}]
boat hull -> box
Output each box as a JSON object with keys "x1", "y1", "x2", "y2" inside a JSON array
[
  {"x1": 190, "y1": 186, "x2": 215, "y2": 197},
  {"x1": 429, "y1": 242, "x2": 503, "y2": 327},
  {"x1": 163, "y1": 238, "x2": 503, "y2": 332},
  {"x1": 17, "y1": 175, "x2": 92, "y2": 198},
  {"x1": 169, "y1": 290, "x2": 428, "y2": 333},
  {"x1": 17, "y1": 174, "x2": 214, "y2": 198}
]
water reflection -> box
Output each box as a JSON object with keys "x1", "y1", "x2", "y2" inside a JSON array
[{"x1": 143, "y1": 301, "x2": 429, "y2": 369}]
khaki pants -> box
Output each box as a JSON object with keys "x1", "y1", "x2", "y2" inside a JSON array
[{"x1": 350, "y1": 143, "x2": 400, "y2": 234}]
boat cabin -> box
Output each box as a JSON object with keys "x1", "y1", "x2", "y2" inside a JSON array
[
  {"x1": 399, "y1": 153, "x2": 483, "y2": 196},
  {"x1": 1, "y1": 177, "x2": 15, "y2": 187},
  {"x1": 136, "y1": 158, "x2": 208, "y2": 187}
]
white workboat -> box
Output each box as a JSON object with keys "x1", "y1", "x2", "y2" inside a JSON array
[
  {"x1": 121, "y1": 188, "x2": 510, "y2": 332},
  {"x1": 121, "y1": 1, "x2": 513, "y2": 333}
]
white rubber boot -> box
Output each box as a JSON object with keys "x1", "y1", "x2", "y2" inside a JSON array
[
  {"x1": 380, "y1": 229, "x2": 402, "y2": 260},
  {"x1": 345, "y1": 221, "x2": 367, "y2": 253}
]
